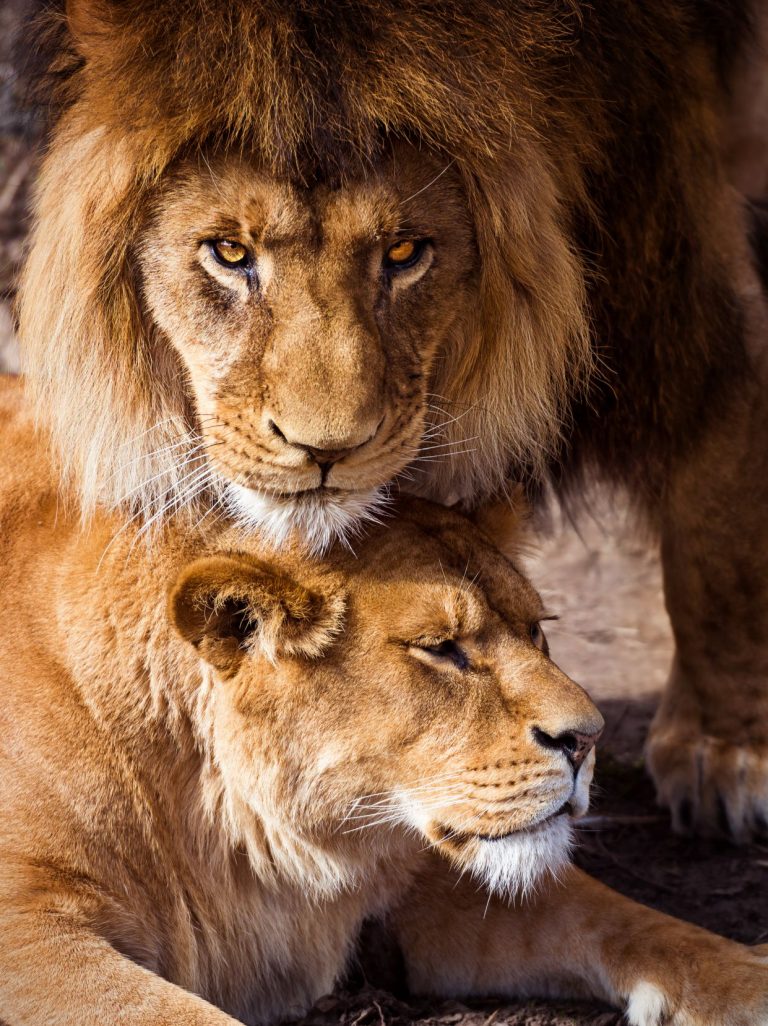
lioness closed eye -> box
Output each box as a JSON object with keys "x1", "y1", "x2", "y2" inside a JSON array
[{"x1": 0, "y1": 380, "x2": 766, "y2": 1026}]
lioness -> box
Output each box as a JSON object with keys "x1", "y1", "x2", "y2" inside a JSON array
[
  {"x1": 18, "y1": 0, "x2": 768, "y2": 838},
  {"x1": 0, "y1": 377, "x2": 766, "y2": 1026}
]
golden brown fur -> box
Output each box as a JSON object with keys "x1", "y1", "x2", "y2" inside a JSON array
[
  {"x1": 0, "y1": 375, "x2": 767, "y2": 1026},
  {"x1": 15, "y1": 0, "x2": 768, "y2": 835}
]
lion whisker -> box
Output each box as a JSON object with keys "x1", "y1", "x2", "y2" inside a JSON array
[
  {"x1": 133, "y1": 463, "x2": 214, "y2": 543},
  {"x1": 189, "y1": 490, "x2": 227, "y2": 535},
  {"x1": 425, "y1": 400, "x2": 482, "y2": 426},
  {"x1": 107, "y1": 438, "x2": 206, "y2": 488},
  {"x1": 418, "y1": 436, "x2": 481, "y2": 453},
  {"x1": 340, "y1": 817, "x2": 405, "y2": 835},
  {"x1": 96, "y1": 455, "x2": 213, "y2": 571},
  {"x1": 411, "y1": 448, "x2": 478, "y2": 463},
  {"x1": 346, "y1": 775, "x2": 461, "y2": 806},
  {"x1": 112, "y1": 457, "x2": 208, "y2": 509},
  {"x1": 115, "y1": 417, "x2": 183, "y2": 449},
  {"x1": 401, "y1": 160, "x2": 455, "y2": 205}
]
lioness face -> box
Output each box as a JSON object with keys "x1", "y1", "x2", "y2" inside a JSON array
[
  {"x1": 171, "y1": 503, "x2": 603, "y2": 896},
  {"x1": 138, "y1": 145, "x2": 476, "y2": 552}
]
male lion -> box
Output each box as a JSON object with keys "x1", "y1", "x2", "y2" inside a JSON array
[
  {"x1": 0, "y1": 377, "x2": 767, "y2": 1026},
  {"x1": 17, "y1": 0, "x2": 768, "y2": 838}
]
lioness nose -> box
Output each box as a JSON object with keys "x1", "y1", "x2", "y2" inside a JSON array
[{"x1": 532, "y1": 725, "x2": 602, "y2": 771}]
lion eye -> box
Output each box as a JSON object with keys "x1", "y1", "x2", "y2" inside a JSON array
[
  {"x1": 210, "y1": 240, "x2": 250, "y2": 268},
  {"x1": 384, "y1": 239, "x2": 425, "y2": 270},
  {"x1": 420, "y1": 639, "x2": 469, "y2": 670}
]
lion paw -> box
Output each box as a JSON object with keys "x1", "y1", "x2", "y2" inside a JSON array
[{"x1": 646, "y1": 720, "x2": 768, "y2": 841}]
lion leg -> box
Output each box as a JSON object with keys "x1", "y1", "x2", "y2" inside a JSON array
[
  {"x1": 392, "y1": 859, "x2": 768, "y2": 1026},
  {"x1": 0, "y1": 912, "x2": 238, "y2": 1026},
  {"x1": 647, "y1": 379, "x2": 768, "y2": 840}
]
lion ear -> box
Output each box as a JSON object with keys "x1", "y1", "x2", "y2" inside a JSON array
[
  {"x1": 470, "y1": 486, "x2": 531, "y2": 560},
  {"x1": 169, "y1": 555, "x2": 345, "y2": 676}
]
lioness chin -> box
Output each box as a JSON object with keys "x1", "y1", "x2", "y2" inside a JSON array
[{"x1": 0, "y1": 377, "x2": 766, "y2": 1026}]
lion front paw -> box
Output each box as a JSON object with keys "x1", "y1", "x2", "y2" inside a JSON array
[
  {"x1": 646, "y1": 715, "x2": 768, "y2": 842},
  {"x1": 625, "y1": 948, "x2": 768, "y2": 1026}
]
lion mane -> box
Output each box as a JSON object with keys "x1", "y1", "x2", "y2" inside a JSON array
[{"x1": 18, "y1": 0, "x2": 750, "y2": 521}]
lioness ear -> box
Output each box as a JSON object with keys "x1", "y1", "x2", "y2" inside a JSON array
[
  {"x1": 169, "y1": 555, "x2": 345, "y2": 675},
  {"x1": 470, "y1": 486, "x2": 530, "y2": 560}
]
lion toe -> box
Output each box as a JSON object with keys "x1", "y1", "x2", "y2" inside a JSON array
[{"x1": 646, "y1": 726, "x2": 768, "y2": 842}]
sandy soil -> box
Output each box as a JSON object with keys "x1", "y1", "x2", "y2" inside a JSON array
[{"x1": 2, "y1": 4, "x2": 767, "y2": 1022}]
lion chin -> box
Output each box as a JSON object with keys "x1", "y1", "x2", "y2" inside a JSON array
[{"x1": 225, "y1": 482, "x2": 393, "y2": 554}]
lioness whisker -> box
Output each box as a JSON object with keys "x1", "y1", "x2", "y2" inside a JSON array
[
  {"x1": 348, "y1": 773, "x2": 465, "y2": 803},
  {"x1": 343, "y1": 793, "x2": 465, "y2": 819}
]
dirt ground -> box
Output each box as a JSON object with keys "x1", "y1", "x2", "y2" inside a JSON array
[{"x1": 1, "y1": 5, "x2": 767, "y2": 1023}]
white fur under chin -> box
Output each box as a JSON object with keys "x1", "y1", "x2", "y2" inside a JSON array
[
  {"x1": 224, "y1": 483, "x2": 391, "y2": 554},
  {"x1": 467, "y1": 816, "x2": 574, "y2": 900}
]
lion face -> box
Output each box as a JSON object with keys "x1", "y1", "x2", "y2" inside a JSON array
[
  {"x1": 170, "y1": 502, "x2": 603, "y2": 897},
  {"x1": 21, "y1": 0, "x2": 592, "y2": 545},
  {"x1": 138, "y1": 146, "x2": 477, "y2": 550}
]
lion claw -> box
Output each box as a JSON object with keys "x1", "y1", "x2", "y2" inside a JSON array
[{"x1": 646, "y1": 725, "x2": 768, "y2": 842}]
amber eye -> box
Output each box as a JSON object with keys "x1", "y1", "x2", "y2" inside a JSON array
[
  {"x1": 384, "y1": 238, "x2": 425, "y2": 270},
  {"x1": 210, "y1": 240, "x2": 250, "y2": 268}
]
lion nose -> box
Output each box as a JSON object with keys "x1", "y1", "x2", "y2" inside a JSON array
[
  {"x1": 303, "y1": 445, "x2": 352, "y2": 467},
  {"x1": 532, "y1": 725, "x2": 602, "y2": 771},
  {"x1": 267, "y1": 416, "x2": 381, "y2": 469}
]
